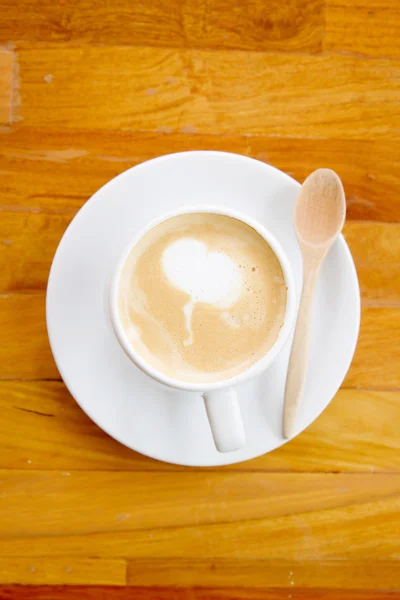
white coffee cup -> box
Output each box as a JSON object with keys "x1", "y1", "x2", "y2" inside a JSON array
[{"x1": 109, "y1": 206, "x2": 296, "y2": 453}]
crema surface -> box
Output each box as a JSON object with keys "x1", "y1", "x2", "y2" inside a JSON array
[{"x1": 118, "y1": 214, "x2": 287, "y2": 383}]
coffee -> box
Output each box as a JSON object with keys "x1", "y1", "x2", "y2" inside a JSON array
[{"x1": 118, "y1": 213, "x2": 287, "y2": 383}]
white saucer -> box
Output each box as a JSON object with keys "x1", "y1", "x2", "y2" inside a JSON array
[{"x1": 47, "y1": 151, "x2": 360, "y2": 467}]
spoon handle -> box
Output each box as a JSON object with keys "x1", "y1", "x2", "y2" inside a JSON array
[{"x1": 282, "y1": 266, "x2": 319, "y2": 439}]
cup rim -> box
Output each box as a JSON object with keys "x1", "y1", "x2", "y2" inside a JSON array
[{"x1": 109, "y1": 205, "x2": 296, "y2": 392}]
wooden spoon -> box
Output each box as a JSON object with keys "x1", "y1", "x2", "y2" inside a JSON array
[{"x1": 282, "y1": 168, "x2": 346, "y2": 439}]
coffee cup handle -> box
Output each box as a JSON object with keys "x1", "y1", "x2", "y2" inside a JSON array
[{"x1": 202, "y1": 388, "x2": 246, "y2": 453}]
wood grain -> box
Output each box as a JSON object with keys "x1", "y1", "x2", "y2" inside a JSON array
[
  {"x1": 0, "y1": 128, "x2": 247, "y2": 213},
  {"x1": 0, "y1": 471, "x2": 399, "y2": 559},
  {"x1": 0, "y1": 586, "x2": 397, "y2": 600},
  {"x1": 0, "y1": 211, "x2": 72, "y2": 293},
  {"x1": 343, "y1": 223, "x2": 400, "y2": 306},
  {"x1": 249, "y1": 137, "x2": 400, "y2": 223},
  {"x1": 0, "y1": 294, "x2": 57, "y2": 379},
  {"x1": 2, "y1": 128, "x2": 400, "y2": 222},
  {"x1": 0, "y1": 558, "x2": 126, "y2": 585},
  {"x1": 0, "y1": 49, "x2": 12, "y2": 124},
  {"x1": 127, "y1": 558, "x2": 400, "y2": 589},
  {"x1": 0, "y1": 0, "x2": 323, "y2": 53},
  {"x1": 16, "y1": 48, "x2": 400, "y2": 139},
  {"x1": 4, "y1": 556, "x2": 396, "y2": 590},
  {"x1": 1, "y1": 294, "x2": 398, "y2": 385},
  {"x1": 325, "y1": 0, "x2": 400, "y2": 59},
  {"x1": 2, "y1": 211, "x2": 399, "y2": 303},
  {"x1": 0, "y1": 380, "x2": 154, "y2": 471},
  {"x1": 344, "y1": 307, "x2": 400, "y2": 389},
  {"x1": 2, "y1": 382, "x2": 400, "y2": 473}
]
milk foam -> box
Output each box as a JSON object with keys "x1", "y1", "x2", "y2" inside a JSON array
[{"x1": 162, "y1": 238, "x2": 243, "y2": 345}]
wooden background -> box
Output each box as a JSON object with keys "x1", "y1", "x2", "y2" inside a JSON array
[{"x1": 0, "y1": 0, "x2": 400, "y2": 598}]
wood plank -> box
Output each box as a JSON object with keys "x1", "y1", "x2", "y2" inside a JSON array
[
  {"x1": 2, "y1": 127, "x2": 400, "y2": 221},
  {"x1": 0, "y1": 558, "x2": 126, "y2": 585},
  {"x1": 2, "y1": 382, "x2": 400, "y2": 473},
  {"x1": 0, "y1": 587, "x2": 395, "y2": 600},
  {"x1": 16, "y1": 48, "x2": 400, "y2": 139},
  {"x1": 0, "y1": 49, "x2": 12, "y2": 124},
  {"x1": 0, "y1": 0, "x2": 323, "y2": 53},
  {"x1": 1, "y1": 294, "x2": 399, "y2": 386},
  {"x1": 0, "y1": 471, "x2": 399, "y2": 559},
  {"x1": 2, "y1": 211, "x2": 399, "y2": 304},
  {"x1": 325, "y1": 0, "x2": 400, "y2": 59},
  {"x1": 344, "y1": 307, "x2": 400, "y2": 389},
  {"x1": 127, "y1": 558, "x2": 400, "y2": 589},
  {"x1": 0, "y1": 557, "x2": 398, "y2": 589},
  {"x1": 0, "y1": 294, "x2": 58, "y2": 379}
]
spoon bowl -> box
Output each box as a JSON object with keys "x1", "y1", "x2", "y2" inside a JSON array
[{"x1": 295, "y1": 169, "x2": 346, "y2": 247}]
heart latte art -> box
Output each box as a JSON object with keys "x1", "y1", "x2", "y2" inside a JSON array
[
  {"x1": 118, "y1": 213, "x2": 287, "y2": 383},
  {"x1": 162, "y1": 238, "x2": 243, "y2": 346}
]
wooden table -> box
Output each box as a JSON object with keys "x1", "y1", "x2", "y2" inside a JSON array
[{"x1": 0, "y1": 1, "x2": 399, "y2": 598}]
